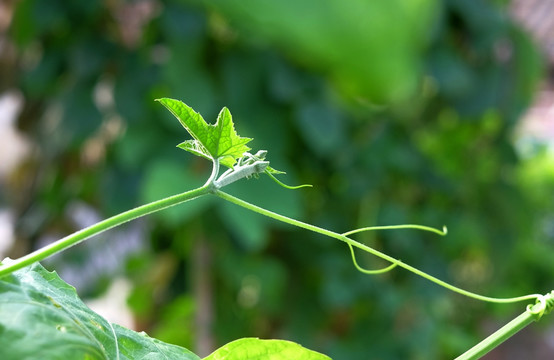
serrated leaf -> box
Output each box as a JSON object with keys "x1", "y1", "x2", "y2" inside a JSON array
[
  {"x1": 177, "y1": 139, "x2": 212, "y2": 162},
  {"x1": 157, "y1": 97, "x2": 209, "y2": 145},
  {"x1": 203, "y1": 338, "x2": 331, "y2": 360},
  {"x1": 0, "y1": 259, "x2": 200, "y2": 360},
  {"x1": 157, "y1": 98, "x2": 252, "y2": 168},
  {"x1": 210, "y1": 107, "x2": 252, "y2": 168}
]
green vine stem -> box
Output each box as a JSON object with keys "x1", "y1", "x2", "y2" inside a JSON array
[
  {"x1": 1, "y1": 178, "x2": 544, "y2": 310},
  {"x1": 214, "y1": 190, "x2": 542, "y2": 306},
  {"x1": 456, "y1": 291, "x2": 554, "y2": 360},
  {"x1": 0, "y1": 185, "x2": 211, "y2": 278}
]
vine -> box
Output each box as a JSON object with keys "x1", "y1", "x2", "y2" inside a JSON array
[{"x1": 1, "y1": 98, "x2": 551, "y2": 360}]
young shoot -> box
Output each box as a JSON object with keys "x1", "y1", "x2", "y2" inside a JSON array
[{"x1": 0, "y1": 98, "x2": 551, "y2": 360}]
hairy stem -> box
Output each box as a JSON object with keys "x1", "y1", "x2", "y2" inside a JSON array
[
  {"x1": 0, "y1": 185, "x2": 211, "y2": 278},
  {"x1": 215, "y1": 190, "x2": 541, "y2": 305},
  {"x1": 204, "y1": 158, "x2": 220, "y2": 189}
]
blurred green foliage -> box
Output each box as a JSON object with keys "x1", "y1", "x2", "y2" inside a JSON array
[{"x1": 3, "y1": 0, "x2": 553, "y2": 359}]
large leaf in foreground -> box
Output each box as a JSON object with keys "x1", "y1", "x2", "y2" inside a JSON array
[
  {"x1": 0, "y1": 259, "x2": 200, "y2": 360},
  {"x1": 204, "y1": 338, "x2": 331, "y2": 360},
  {"x1": 156, "y1": 98, "x2": 252, "y2": 168}
]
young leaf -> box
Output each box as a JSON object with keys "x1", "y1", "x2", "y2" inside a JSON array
[
  {"x1": 203, "y1": 338, "x2": 331, "y2": 360},
  {"x1": 157, "y1": 98, "x2": 252, "y2": 168},
  {"x1": 178, "y1": 139, "x2": 212, "y2": 163},
  {"x1": 157, "y1": 97, "x2": 209, "y2": 145},
  {"x1": 209, "y1": 107, "x2": 253, "y2": 167},
  {"x1": 0, "y1": 259, "x2": 200, "y2": 360}
]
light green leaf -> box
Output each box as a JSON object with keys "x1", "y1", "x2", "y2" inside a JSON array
[
  {"x1": 157, "y1": 97, "x2": 209, "y2": 145},
  {"x1": 203, "y1": 338, "x2": 331, "y2": 360},
  {"x1": 211, "y1": 107, "x2": 252, "y2": 168},
  {"x1": 157, "y1": 98, "x2": 252, "y2": 168},
  {"x1": 0, "y1": 259, "x2": 200, "y2": 360},
  {"x1": 177, "y1": 139, "x2": 212, "y2": 162}
]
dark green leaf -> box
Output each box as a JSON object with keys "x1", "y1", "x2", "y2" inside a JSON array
[{"x1": 0, "y1": 259, "x2": 200, "y2": 360}]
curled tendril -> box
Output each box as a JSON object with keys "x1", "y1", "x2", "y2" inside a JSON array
[
  {"x1": 526, "y1": 291, "x2": 554, "y2": 320},
  {"x1": 340, "y1": 224, "x2": 446, "y2": 277},
  {"x1": 343, "y1": 224, "x2": 447, "y2": 237},
  {"x1": 347, "y1": 243, "x2": 397, "y2": 274},
  {"x1": 264, "y1": 169, "x2": 312, "y2": 190}
]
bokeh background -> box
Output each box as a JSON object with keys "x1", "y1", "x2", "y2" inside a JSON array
[{"x1": 1, "y1": 0, "x2": 554, "y2": 359}]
